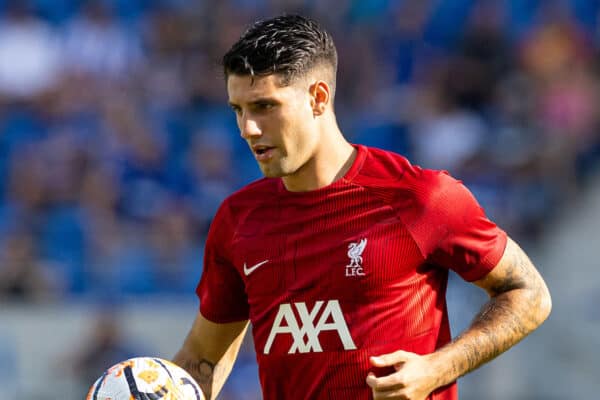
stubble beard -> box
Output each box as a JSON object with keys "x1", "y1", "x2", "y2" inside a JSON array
[
  {"x1": 259, "y1": 155, "x2": 295, "y2": 178},
  {"x1": 259, "y1": 162, "x2": 286, "y2": 178}
]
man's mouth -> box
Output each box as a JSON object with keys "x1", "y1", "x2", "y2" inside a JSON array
[{"x1": 252, "y1": 145, "x2": 276, "y2": 161}]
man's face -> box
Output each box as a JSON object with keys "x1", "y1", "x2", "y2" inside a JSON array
[{"x1": 227, "y1": 74, "x2": 319, "y2": 178}]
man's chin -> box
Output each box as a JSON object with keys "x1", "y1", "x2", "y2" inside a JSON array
[
  {"x1": 259, "y1": 165, "x2": 287, "y2": 178},
  {"x1": 261, "y1": 171, "x2": 285, "y2": 178}
]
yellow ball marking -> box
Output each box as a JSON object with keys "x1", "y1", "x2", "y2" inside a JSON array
[{"x1": 138, "y1": 369, "x2": 160, "y2": 384}]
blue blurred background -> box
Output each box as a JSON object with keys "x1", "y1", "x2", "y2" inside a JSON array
[{"x1": 0, "y1": 0, "x2": 599, "y2": 399}]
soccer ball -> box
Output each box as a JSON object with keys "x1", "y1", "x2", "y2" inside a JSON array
[{"x1": 86, "y1": 357, "x2": 205, "y2": 400}]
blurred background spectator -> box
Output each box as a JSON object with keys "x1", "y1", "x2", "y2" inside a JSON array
[
  {"x1": 64, "y1": 309, "x2": 144, "y2": 396},
  {"x1": 1, "y1": 0, "x2": 600, "y2": 399}
]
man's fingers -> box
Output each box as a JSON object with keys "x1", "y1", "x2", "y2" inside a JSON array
[
  {"x1": 367, "y1": 374, "x2": 408, "y2": 400},
  {"x1": 371, "y1": 389, "x2": 407, "y2": 400},
  {"x1": 370, "y1": 350, "x2": 416, "y2": 367},
  {"x1": 366, "y1": 372, "x2": 405, "y2": 391}
]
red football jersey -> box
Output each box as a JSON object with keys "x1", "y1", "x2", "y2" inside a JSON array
[{"x1": 197, "y1": 145, "x2": 507, "y2": 400}]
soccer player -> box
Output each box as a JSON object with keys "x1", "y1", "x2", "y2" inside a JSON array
[{"x1": 173, "y1": 15, "x2": 552, "y2": 400}]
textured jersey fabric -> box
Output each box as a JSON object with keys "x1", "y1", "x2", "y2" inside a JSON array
[{"x1": 197, "y1": 144, "x2": 507, "y2": 400}]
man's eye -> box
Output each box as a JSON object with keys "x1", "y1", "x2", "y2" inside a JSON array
[{"x1": 257, "y1": 103, "x2": 274, "y2": 110}]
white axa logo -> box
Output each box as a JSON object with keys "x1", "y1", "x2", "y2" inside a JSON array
[
  {"x1": 346, "y1": 238, "x2": 367, "y2": 276},
  {"x1": 263, "y1": 300, "x2": 356, "y2": 355}
]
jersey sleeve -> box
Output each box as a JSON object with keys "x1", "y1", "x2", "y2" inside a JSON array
[
  {"x1": 407, "y1": 170, "x2": 507, "y2": 282},
  {"x1": 196, "y1": 200, "x2": 250, "y2": 323}
]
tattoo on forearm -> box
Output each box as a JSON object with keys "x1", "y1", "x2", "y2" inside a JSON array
[
  {"x1": 444, "y1": 242, "x2": 549, "y2": 381},
  {"x1": 182, "y1": 359, "x2": 215, "y2": 398}
]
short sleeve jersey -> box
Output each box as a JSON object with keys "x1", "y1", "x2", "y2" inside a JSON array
[{"x1": 197, "y1": 145, "x2": 507, "y2": 400}]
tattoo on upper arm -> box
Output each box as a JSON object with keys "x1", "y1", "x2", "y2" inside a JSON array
[{"x1": 486, "y1": 245, "x2": 534, "y2": 295}]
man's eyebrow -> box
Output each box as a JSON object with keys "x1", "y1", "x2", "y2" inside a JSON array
[
  {"x1": 251, "y1": 97, "x2": 278, "y2": 103},
  {"x1": 229, "y1": 97, "x2": 279, "y2": 107}
]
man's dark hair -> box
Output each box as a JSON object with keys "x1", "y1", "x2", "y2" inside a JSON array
[{"x1": 222, "y1": 15, "x2": 338, "y2": 91}]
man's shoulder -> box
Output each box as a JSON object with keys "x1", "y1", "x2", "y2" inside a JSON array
[
  {"x1": 212, "y1": 178, "x2": 279, "y2": 228},
  {"x1": 223, "y1": 177, "x2": 280, "y2": 207},
  {"x1": 355, "y1": 145, "x2": 457, "y2": 207},
  {"x1": 359, "y1": 145, "x2": 413, "y2": 177},
  {"x1": 355, "y1": 145, "x2": 439, "y2": 187}
]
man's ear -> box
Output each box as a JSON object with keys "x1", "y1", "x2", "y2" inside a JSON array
[{"x1": 309, "y1": 80, "x2": 330, "y2": 116}]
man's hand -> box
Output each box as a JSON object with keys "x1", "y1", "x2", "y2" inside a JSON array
[{"x1": 366, "y1": 350, "x2": 438, "y2": 400}]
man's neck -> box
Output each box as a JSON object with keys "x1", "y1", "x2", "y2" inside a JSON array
[{"x1": 282, "y1": 132, "x2": 356, "y2": 192}]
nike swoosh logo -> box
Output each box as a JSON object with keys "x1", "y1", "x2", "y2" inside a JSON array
[{"x1": 243, "y1": 260, "x2": 269, "y2": 276}]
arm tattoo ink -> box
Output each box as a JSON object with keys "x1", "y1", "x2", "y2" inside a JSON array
[{"x1": 182, "y1": 359, "x2": 215, "y2": 399}]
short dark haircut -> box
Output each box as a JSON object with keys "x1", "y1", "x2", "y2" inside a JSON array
[{"x1": 222, "y1": 15, "x2": 338, "y2": 91}]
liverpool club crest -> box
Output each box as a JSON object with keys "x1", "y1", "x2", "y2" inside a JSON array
[{"x1": 346, "y1": 238, "x2": 367, "y2": 276}]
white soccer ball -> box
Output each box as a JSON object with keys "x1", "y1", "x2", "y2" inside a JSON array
[{"x1": 87, "y1": 357, "x2": 205, "y2": 400}]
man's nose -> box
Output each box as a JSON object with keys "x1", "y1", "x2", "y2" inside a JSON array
[{"x1": 240, "y1": 116, "x2": 262, "y2": 139}]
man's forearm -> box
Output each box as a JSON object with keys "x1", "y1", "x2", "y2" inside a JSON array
[
  {"x1": 173, "y1": 352, "x2": 227, "y2": 400},
  {"x1": 173, "y1": 316, "x2": 249, "y2": 400},
  {"x1": 428, "y1": 241, "x2": 552, "y2": 389},
  {"x1": 428, "y1": 291, "x2": 541, "y2": 388}
]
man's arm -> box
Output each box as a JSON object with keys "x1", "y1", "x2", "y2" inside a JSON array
[
  {"x1": 173, "y1": 312, "x2": 249, "y2": 400},
  {"x1": 366, "y1": 237, "x2": 552, "y2": 400}
]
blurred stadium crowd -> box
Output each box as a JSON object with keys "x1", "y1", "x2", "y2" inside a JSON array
[
  {"x1": 2, "y1": 0, "x2": 600, "y2": 398},
  {"x1": 2, "y1": 0, "x2": 600, "y2": 302},
  {"x1": 0, "y1": 0, "x2": 600, "y2": 312}
]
